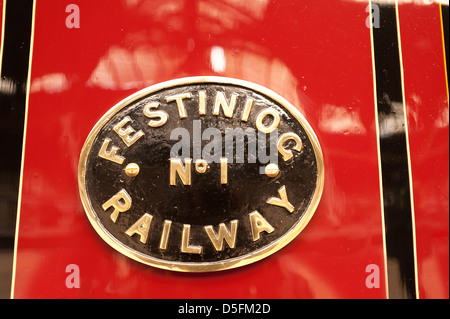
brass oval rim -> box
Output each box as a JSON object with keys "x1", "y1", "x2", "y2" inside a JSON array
[{"x1": 78, "y1": 76, "x2": 325, "y2": 272}]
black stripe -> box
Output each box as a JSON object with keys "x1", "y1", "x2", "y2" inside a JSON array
[
  {"x1": 0, "y1": 0, "x2": 34, "y2": 299},
  {"x1": 371, "y1": 2, "x2": 417, "y2": 299},
  {"x1": 442, "y1": 4, "x2": 449, "y2": 79}
]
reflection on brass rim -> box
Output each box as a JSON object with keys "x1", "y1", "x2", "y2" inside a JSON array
[{"x1": 78, "y1": 76, "x2": 324, "y2": 272}]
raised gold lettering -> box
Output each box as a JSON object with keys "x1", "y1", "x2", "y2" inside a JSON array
[
  {"x1": 267, "y1": 185, "x2": 294, "y2": 213},
  {"x1": 249, "y1": 211, "x2": 275, "y2": 241},
  {"x1": 198, "y1": 90, "x2": 206, "y2": 115},
  {"x1": 195, "y1": 159, "x2": 208, "y2": 174},
  {"x1": 277, "y1": 132, "x2": 302, "y2": 161},
  {"x1": 98, "y1": 138, "x2": 125, "y2": 165},
  {"x1": 255, "y1": 109, "x2": 280, "y2": 133},
  {"x1": 166, "y1": 93, "x2": 192, "y2": 118},
  {"x1": 170, "y1": 158, "x2": 192, "y2": 186},
  {"x1": 220, "y1": 157, "x2": 228, "y2": 184},
  {"x1": 125, "y1": 213, "x2": 153, "y2": 244},
  {"x1": 113, "y1": 116, "x2": 144, "y2": 147},
  {"x1": 159, "y1": 220, "x2": 172, "y2": 250},
  {"x1": 213, "y1": 92, "x2": 238, "y2": 118},
  {"x1": 181, "y1": 224, "x2": 202, "y2": 254},
  {"x1": 143, "y1": 102, "x2": 168, "y2": 128},
  {"x1": 102, "y1": 189, "x2": 132, "y2": 223},
  {"x1": 204, "y1": 220, "x2": 238, "y2": 251},
  {"x1": 241, "y1": 98, "x2": 254, "y2": 122}
]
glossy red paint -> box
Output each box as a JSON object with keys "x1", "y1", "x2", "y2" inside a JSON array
[
  {"x1": 9, "y1": 0, "x2": 447, "y2": 299},
  {"x1": 398, "y1": 3, "x2": 449, "y2": 299}
]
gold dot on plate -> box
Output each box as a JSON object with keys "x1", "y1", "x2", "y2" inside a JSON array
[
  {"x1": 265, "y1": 163, "x2": 279, "y2": 178},
  {"x1": 125, "y1": 163, "x2": 140, "y2": 177}
]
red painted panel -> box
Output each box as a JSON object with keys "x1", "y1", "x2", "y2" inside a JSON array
[
  {"x1": 398, "y1": 2, "x2": 449, "y2": 299},
  {"x1": 12, "y1": 0, "x2": 387, "y2": 298}
]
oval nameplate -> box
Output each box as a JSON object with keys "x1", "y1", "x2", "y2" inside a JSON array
[{"x1": 78, "y1": 77, "x2": 324, "y2": 272}]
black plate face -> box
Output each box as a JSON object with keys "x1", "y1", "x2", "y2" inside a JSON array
[{"x1": 79, "y1": 77, "x2": 324, "y2": 272}]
